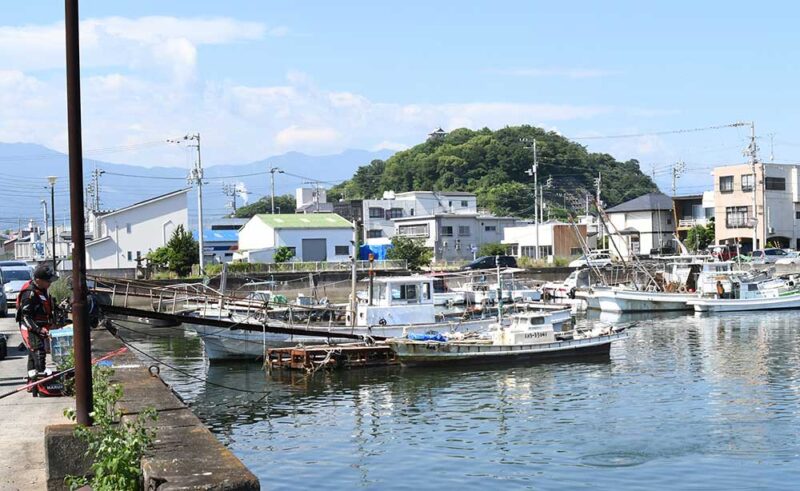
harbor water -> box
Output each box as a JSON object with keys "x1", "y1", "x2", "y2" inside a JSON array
[{"x1": 115, "y1": 310, "x2": 800, "y2": 489}]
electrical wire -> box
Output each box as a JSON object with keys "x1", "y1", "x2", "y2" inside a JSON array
[{"x1": 112, "y1": 322, "x2": 271, "y2": 397}]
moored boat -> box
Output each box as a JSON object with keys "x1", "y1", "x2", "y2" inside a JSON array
[
  {"x1": 387, "y1": 310, "x2": 626, "y2": 367},
  {"x1": 688, "y1": 274, "x2": 800, "y2": 312}
]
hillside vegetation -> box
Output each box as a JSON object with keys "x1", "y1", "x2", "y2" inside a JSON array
[{"x1": 330, "y1": 125, "x2": 658, "y2": 218}]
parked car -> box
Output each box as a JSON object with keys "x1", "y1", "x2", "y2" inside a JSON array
[
  {"x1": 750, "y1": 248, "x2": 789, "y2": 264},
  {"x1": 0, "y1": 265, "x2": 34, "y2": 306},
  {"x1": 568, "y1": 252, "x2": 612, "y2": 268},
  {"x1": 775, "y1": 251, "x2": 800, "y2": 265},
  {"x1": 711, "y1": 244, "x2": 739, "y2": 261},
  {"x1": 0, "y1": 260, "x2": 28, "y2": 268},
  {"x1": 462, "y1": 255, "x2": 518, "y2": 271}
]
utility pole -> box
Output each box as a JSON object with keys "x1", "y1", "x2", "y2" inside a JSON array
[
  {"x1": 269, "y1": 166, "x2": 283, "y2": 214},
  {"x1": 222, "y1": 183, "x2": 238, "y2": 213},
  {"x1": 595, "y1": 173, "x2": 603, "y2": 250},
  {"x1": 170, "y1": 133, "x2": 205, "y2": 274},
  {"x1": 744, "y1": 122, "x2": 759, "y2": 250},
  {"x1": 48, "y1": 176, "x2": 57, "y2": 271},
  {"x1": 767, "y1": 132, "x2": 775, "y2": 162},
  {"x1": 522, "y1": 138, "x2": 539, "y2": 259},
  {"x1": 65, "y1": 0, "x2": 93, "y2": 426},
  {"x1": 671, "y1": 160, "x2": 685, "y2": 196},
  {"x1": 90, "y1": 167, "x2": 105, "y2": 212}
]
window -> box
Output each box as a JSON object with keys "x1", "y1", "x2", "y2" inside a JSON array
[
  {"x1": 398, "y1": 224, "x2": 428, "y2": 237},
  {"x1": 719, "y1": 176, "x2": 734, "y2": 193},
  {"x1": 421, "y1": 283, "x2": 431, "y2": 300},
  {"x1": 440, "y1": 226, "x2": 454, "y2": 237},
  {"x1": 765, "y1": 177, "x2": 786, "y2": 191},
  {"x1": 796, "y1": 211, "x2": 800, "y2": 220},
  {"x1": 741, "y1": 174, "x2": 754, "y2": 192},
  {"x1": 410, "y1": 208, "x2": 415, "y2": 216},
  {"x1": 570, "y1": 247, "x2": 583, "y2": 256},
  {"x1": 484, "y1": 225, "x2": 497, "y2": 232},
  {"x1": 386, "y1": 208, "x2": 403, "y2": 219},
  {"x1": 127, "y1": 251, "x2": 132, "y2": 261},
  {"x1": 126, "y1": 223, "x2": 132, "y2": 233},
  {"x1": 507, "y1": 244, "x2": 519, "y2": 256},
  {"x1": 458, "y1": 226, "x2": 471, "y2": 236},
  {"x1": 367, "y1": 229, "x2": 383, "y2": 238},
  {"x1": 725, "y1": 206, "x2": 751, "y2": 228},
  {"x1": 391, "y1": 284, "x2": 418, "y2": 302},
  {"x1": 521, "y1": 246, "x2": 537, "y2": 257},
  {"x1": 369, "y1": 207, "x2": 384, "y2": 218},
  {"x1": 539, "y1": 245, "x2": 553, "y2": 257},
  {"x1": 335, "y1": 245, "x2": 350, "y2": 255},
  {"x1": 461, "y1": 200, "x2": 469, "y2": 207}
]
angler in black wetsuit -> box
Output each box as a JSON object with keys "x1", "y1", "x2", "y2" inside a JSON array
[{"x1": 16, "y1": 264, "x2": 59, "y2": 375}]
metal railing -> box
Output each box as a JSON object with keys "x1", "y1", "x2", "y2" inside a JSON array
[
  {"x1": 678, "y1": 218, "x2": 709, "y2": 228},
  {"x1": 220, "y1": 259, "x2": 408, "y2": 274}
]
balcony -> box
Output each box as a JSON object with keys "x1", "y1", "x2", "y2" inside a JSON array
[
  {"x1": 14, "y1": 241, "x2": 72, "y2": 261},
  {"x1": 678, "y1": 218, "x2": 710, "y2": 229}
]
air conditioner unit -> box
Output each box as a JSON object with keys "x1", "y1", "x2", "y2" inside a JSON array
[{"x1": 768, "y1": 227, "x2": 775, "y2": 234}]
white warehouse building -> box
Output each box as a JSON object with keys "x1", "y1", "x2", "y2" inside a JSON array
[
  {"x1": 86, "y1": 189, "x2": 190, "y2": 270},
  {"x1": 237, "y1": 213, "x2": 355, "y2": 263}
]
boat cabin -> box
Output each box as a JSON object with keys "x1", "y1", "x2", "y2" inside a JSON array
[
  {"x1": 489, "y1": 310, "x2": 572, "y2": 345},
  {"x1": 354, "y1": 276, "x2": 436, "y2": 326}
]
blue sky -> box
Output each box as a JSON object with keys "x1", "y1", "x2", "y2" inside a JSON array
[{"x1": 1, "y1": 1, "x2": 799, "y2": 195}]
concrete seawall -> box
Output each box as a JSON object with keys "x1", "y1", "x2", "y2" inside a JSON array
[{"x1": 45, "y1": 328, "x2": 260, "y2": 490}]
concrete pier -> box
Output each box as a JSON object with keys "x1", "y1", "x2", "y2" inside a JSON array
[
  {"x1": 0, "y1": 314, "x2": 70, "y2": 490},
  {"x1": 0, "y1": 309, "x2": 260, "y2": 490}
]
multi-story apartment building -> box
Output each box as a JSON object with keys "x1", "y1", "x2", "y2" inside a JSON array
[
  {"x1": 713, "y1": 163, "x2": 800, "y2": 251},
  {"x1": 393, "y1": 212, "x2": 518, "y2": 262},
  {"x1": 362, "y1": 191, "x2": 478, "y2": 243}
]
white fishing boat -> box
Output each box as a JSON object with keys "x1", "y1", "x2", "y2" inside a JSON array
[
  {"x1": 688, "y1": 274, "x2": 800, "y2": 312},
  {"x1": 187, "y1": 276, "x2": 497, "y2": 361},
  {"x1": 387, "y1": 309, "x2": 626, "y2": 367},
  {"x1": 586, "y1": 260, "x2": 737, "y2": 313}
]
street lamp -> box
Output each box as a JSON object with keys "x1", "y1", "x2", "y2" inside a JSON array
[
  {"x1": 269, "y1": 167, "x2": 284, "y2": 214},
  {"x1": 40, "y1": 200, "x2": 48, "y2": 260},
  {"x1": 47, "y1": 176, "x2": 57, "y2": 272}
]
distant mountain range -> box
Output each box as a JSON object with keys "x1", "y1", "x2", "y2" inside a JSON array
[{"x1": 0, "y1": 142, "x2": 393, "y2": 232}]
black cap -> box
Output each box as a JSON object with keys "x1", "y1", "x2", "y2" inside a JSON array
[{"x1": 34, "y1": 264, "x2": 58, "y2": 282}]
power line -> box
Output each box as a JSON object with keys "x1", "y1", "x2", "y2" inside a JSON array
[{"x1": 570, "y1": 122, "x2": 749, "y2": 140}]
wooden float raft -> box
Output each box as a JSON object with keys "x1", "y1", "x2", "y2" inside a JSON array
[{"x1": 266, "y1": 343, "x2": 398, "y2": 372}]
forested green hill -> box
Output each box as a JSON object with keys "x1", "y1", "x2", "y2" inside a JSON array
[{"x1": 331, "y1": 125, "x2": 658, "y2": 218}]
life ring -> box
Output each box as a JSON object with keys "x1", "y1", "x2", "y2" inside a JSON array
[
  {"x1": 378, "y1": 318, "x2": 387, "y2": 326},
  {"x1": 677, "y1": 286, "x2": 688, "y2": 293}
]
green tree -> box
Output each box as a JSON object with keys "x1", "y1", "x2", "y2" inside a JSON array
[
  {"x1": 147, "y1": 225, "x2": 198, "y2": 276},
  {"x1": 386, "y1": 236, "x2": 432, "y2": 271},
  {"x1": 234, "y1": 195, "x2": 296, "y2": 218},
  {"x1": 685, "y1": 218, "x2": 716, "y2": 252},
  {"x1": 478, "y1": 242, "x2": 508, "y2": 257},
  {"x1": 273, "y1": 246, "x2": 295, "y2": 263},
  {"x1": 332, "y1": 125, "x2": 658, "y2": 218}
]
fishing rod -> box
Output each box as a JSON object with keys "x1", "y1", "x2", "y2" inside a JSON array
[{"x1": 0, "y1": 346, "x2": 128, "y2": 400}]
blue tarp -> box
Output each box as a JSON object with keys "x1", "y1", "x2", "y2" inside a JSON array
[
  {"x1": 408, "y1": 332, "x2": 447, "y2": 342},
  {"x1": 359, "y1": 243, "x2": 392, "y2": 260}
]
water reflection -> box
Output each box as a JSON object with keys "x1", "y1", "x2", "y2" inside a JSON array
[{"x1": 116, "y1": 311, "x2": 800, "y2": 489}]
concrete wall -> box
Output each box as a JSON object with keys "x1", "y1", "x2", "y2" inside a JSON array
[
  {"x1": 608, "y1": 210, "x2": 674, "y2": 258},
  {"x1": 238, "y1": 218, "x2": 275, "y2": 251},
  {"x1": 88, "y1": 192, "x2": 188, "y2": 269},
  {"x1": 713, "y1": 162, "x2": 800, "y2": 249},
  {"x1": 275, "y1": 228, "x2": 354, "y2": 262}
]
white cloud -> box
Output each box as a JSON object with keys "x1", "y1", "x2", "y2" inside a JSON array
[
  {"x1": 275, "y1": 125, "x2": 341, "y2": 149},
  {"x1": 0, "y1": 17, "x2": 669, "y2": 167},
  {"x1": 0, "y1": 16, "x2": 267, "y2": 76},
  {"x1": 492, "y1": 67, "x2": 620, "y2": 79},
  {"x1": 373, "y1": 141, "x2": 410, "y2": 152}
]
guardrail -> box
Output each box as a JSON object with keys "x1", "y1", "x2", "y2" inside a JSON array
[{"x1": 202, "y1": 259, "x2": 408, "y2": 275}]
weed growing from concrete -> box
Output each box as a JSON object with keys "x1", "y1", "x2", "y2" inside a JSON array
[{"x1": 64, "y1": 366, "x2": 157, "y2": 491}]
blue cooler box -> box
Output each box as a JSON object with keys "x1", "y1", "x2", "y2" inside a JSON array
[{"x1": 50, "y1": 326, "x2": 74, "y2": 364}]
